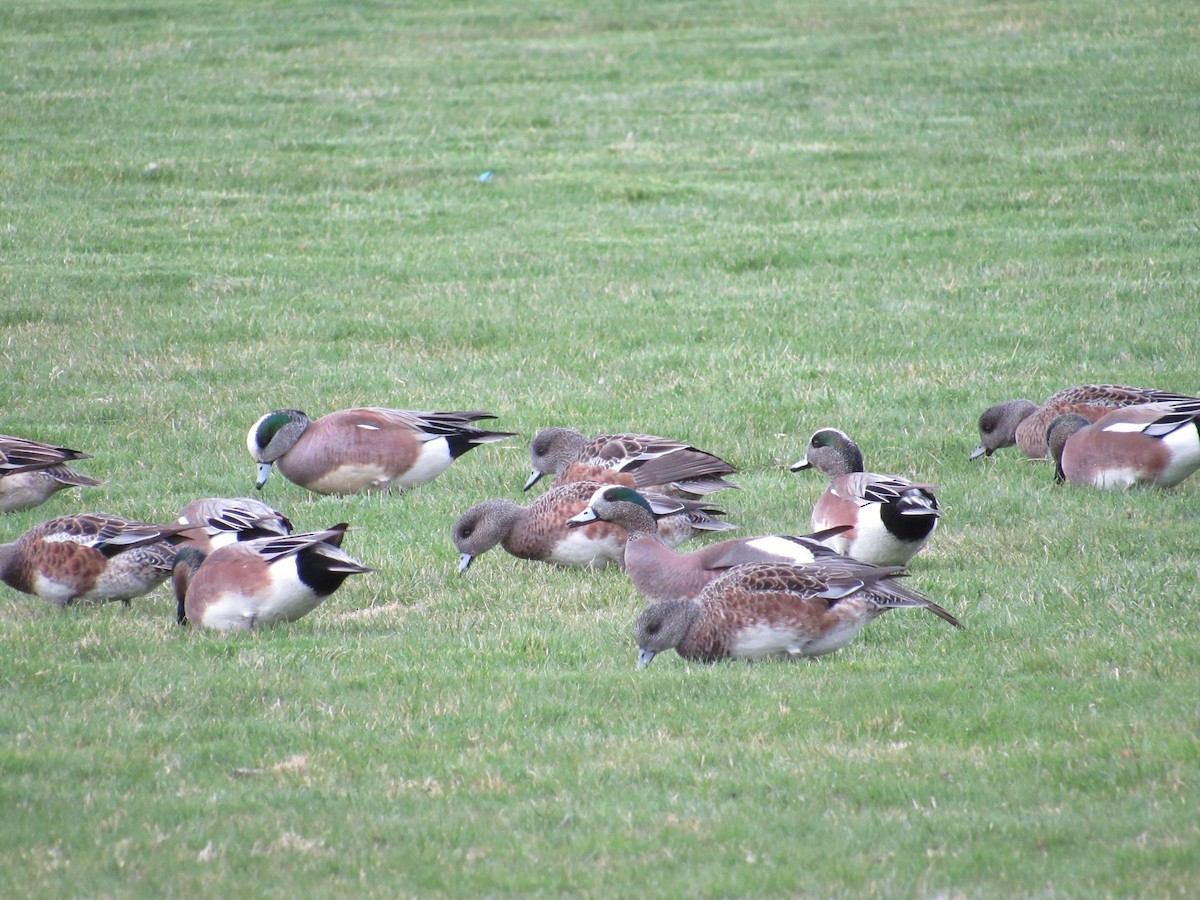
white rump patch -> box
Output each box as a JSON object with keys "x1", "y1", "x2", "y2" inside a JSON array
[{"x1": 398, "y1": 440, "x2": 455, "y2": 488}]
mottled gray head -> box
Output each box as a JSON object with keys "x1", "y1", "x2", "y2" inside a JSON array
[
  {"x1": 970, "y1": 399, "x2": 1037, "y2": 459},
  {"x1": 524, "y1": 427, "x2": 588, "y2": 490},
  {"x1": 634, "y1": 600, "x2": 699, "y2": 669},
  {"x1": 452, "y1": 500, "x2": 520, "y2": 573}
]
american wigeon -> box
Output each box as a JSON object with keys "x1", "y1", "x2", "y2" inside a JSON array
[
  {"x1": 0, "y1": 513, "x2": 196, "y2": 606},
  {"x1": 247, "y1": 407, "x2": 516, "y2": 495},
  {"x1": 1046, "y1": 400, "x2": 1200, "y2": 489},
  {"x1": 176, "y1": 497, "x2": 294, "y2": 554},
  {"x1": 970, "y1": 384, "x2": 1197, "y2": 460},
  {"x1": 453, "y1": 481, "x2": 736, "y2": 573},
  {"x1": 0, "y1": 434, "x2": 102, "y2": 513},
  {"x1": 634, "y1": 559, "x2": 961, "y2": 668},
  {"x1": 173, "y1": 523, "x2": 375, "y2": 631},
  {"x1": 790, "y1": 428, "x2": 939, "y2": 567},
  {"x1": 523, "y1": 427, "x2": 738, "y2": 496},
  {"x1": 567, "y1": 485, "x2": 860, "y2": 603}
]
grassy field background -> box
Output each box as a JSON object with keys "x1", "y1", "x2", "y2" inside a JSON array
[{"x1": 3, "y1": 0, "x2": 1199, "y2": 895}]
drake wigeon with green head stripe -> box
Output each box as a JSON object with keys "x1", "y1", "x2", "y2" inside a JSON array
[
  {"x1": 791, "y1": 428, "x2": 939, "y2": 567},
  {"x1": 971, "y1": 384, "x2": 1197, "y2": 461},
  {"x1": 0, "y1": 434, "x2": 102, "y2": 513},
  {"x1": 247, "y1": 407, "x2": 515, "y2": 495},
  {"x1": 524, "y1": 427, "x2": 738, "y2": 497},
  {"x1": 1046, "y1": 399, "x2": 1200, "y2": 489},
  {"x1": 453, "y1": 480, "x2": 736, "y2": 573},
  {"x1": 173, "y1": 523, "x2": 375, "y2": 631},
  {"x1": 633, "y1": 558, "x2": 960, "y2": 668},
  {"x1": 0, "y1": 513, "x2": 196, "y2": 607}
]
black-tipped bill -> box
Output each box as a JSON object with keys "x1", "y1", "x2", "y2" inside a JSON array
[
  {"x1": 565, "y1": 507, "x2": 599, "y2": 528},
  {"x1": 254, "y1": 462, "x2": 274, "y2": 490}
]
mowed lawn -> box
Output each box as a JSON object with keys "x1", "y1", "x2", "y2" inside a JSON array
[{"x1": 2, "y1": 0, "x2": 1199, "y2": 896}]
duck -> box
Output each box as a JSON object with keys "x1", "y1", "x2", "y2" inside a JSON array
[
  {"x1": 1046, "y1": 399, "x2": 1200, "y2": 489},
  {"x1": 0, "y1": 434, "x2": 102, "y2": 513},
  {"x1": 0, "y1": 513, "x2": 196, "y2": 606},
  {"x1": 172, "y1": 524, "x2": 375, "y2": 631},
  {"x1": 634, "y1": 558, "x2": 962, "y2": 668},
  {"x1": 523, "y1": 427, "x2": 738, "y2": 497},
  {"x1": 175, "y1": 497, "x2": 293, "y2": 554},
  {"x1": 970, "y1": 384, "x2": 1197, "y2": 460},
  {"x1": 247, "y1": 407, "x2": 515, "y2": 495},
  {"x1": 566, "y1": 484, "x2": 856, "y2": 602},
  {"x1": 790, "y1": 428, "x2": 939, "y2": 566},
  {"x1": 453, "y1": 480, "x2": 736, "y2": 573}
]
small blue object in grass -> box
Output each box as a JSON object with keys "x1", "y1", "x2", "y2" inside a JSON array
[{"x1": 478, "y1": 170, "x2": 494, "y2": 183}]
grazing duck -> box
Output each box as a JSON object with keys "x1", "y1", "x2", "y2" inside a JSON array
[
  {"x1": 173, "y1": 524, "x2": 375, "y2": 631},
  {"x1": 453, "y1": 481, "x2": 735, "y2": 573},
  {"x1": 970, "y1": 384, "x2": 1196, "y2": 460},
  {"x1": 176, "y1": 497, "x2": 294, "y2": 554},
  {"x1": 0, "y1": 434, "x2": 102, "y2": 513},
  {"x1": 634, "y1": 558, "x2": 962, "y2": 668},
  {"x1": 1046, "y1": 399, "x2": 1200, "y2": 489},
  {"x1": 247, "y1": 407, "x2": 515, "y2": 495},
  {"x1": 790, "y1": 428, "x2": 939, "y2": 567},
  {"x1": 567, "y1": 485, "x2": 859, "y2": 603},
  {"x1": 523, "y1": 427, "x2": 738, "y2": 497},
  {"x1": 0, "y1": 513, "x2": 196, "y2": 606}
]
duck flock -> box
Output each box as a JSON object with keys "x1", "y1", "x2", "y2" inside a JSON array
[{"x1": 2, "y1": 383, "x2": 1198, "y2": 667}]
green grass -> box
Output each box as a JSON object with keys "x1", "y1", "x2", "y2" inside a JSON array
[{"x1": 3, "y1": 0, "x2": 1200, "y2": 895}]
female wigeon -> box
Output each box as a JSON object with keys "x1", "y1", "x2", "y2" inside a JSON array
[
  {"x1": 247, "y1": 407, "x2": 515, "y2": 495},
  {"x1": 791, "y1": 428, "x2": 939, "y2": 567},
  {"x1": 0, "y1": 513, "x2": 195, "y2": 606},
  {"x1": 633, "y1": 558, "x2": 961, "y2": 668},
  {"x1": 0, "y1": 434, "x2": 102, "y2": 513},
  {"x1": 452, "y1": 481, "x2": 736, "y2": 573},
  {"x1": 173, "y1": 524, "x2": 374, "y2": 631},
  {"x1": 1046, "y1": 400, "x2": 1200, "y2": 489},
  {"x1": 523, "y1": 427, "x2": 738, "y2": 496},
  {"x1": 971, "y1": 384, "x2": 1196, "y2": 460}
]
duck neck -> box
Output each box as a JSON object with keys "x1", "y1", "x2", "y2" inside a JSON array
[{"x1": 0, "y1": 543, "x2": 27, "y2": 592}]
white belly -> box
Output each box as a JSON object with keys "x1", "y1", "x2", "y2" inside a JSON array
[
  {"x1": 306, "y1": 462, "x2": 398, "y2": 495},
  {"x1": 194, "y1": 566, "x2": 324, "y2": 630}
]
